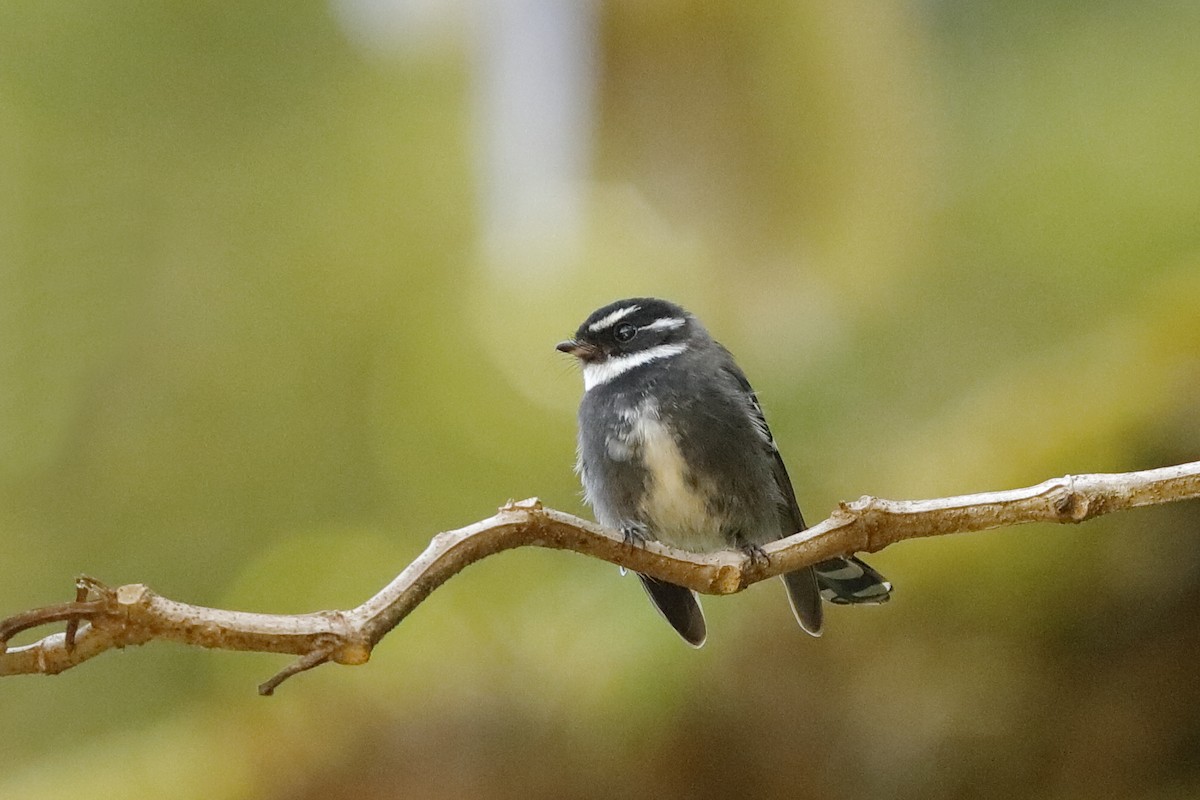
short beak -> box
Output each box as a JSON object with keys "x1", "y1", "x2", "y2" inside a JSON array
[{"x1": 556, "y1": 339, "x2": 599, "y2": 361}]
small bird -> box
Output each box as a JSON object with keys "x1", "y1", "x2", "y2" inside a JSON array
[{"x1": 557, "y1": 298, "x2": 890, "y2": 646}]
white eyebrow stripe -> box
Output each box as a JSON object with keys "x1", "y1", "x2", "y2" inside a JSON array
[
  {"x1": 587, "y1": 305, "x2": 641, "y2": 333},
  {"x1": 640, "y1": 317, "x2": 685, "y2": 332},
  {"x1": 583, "y1": 343, "x2": 688, "y2": 391}
]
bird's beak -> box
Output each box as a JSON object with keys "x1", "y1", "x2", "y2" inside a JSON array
[{"x1": 556, "y1": 339, "x2": 600, "y2": 361}]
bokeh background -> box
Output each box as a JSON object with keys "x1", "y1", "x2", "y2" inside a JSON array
[{"x1": 3, "y1": 2, "x2": 1200, "y2": 798}]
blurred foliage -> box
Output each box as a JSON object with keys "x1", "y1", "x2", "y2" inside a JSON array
[{"x1": 2, "y1": 1, "x2": 1200, "y2": 798}]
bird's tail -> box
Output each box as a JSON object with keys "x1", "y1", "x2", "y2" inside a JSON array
[
  {"x1": 782, "y1": 567, "x2": 824, "y2": 637},
  {"x1": 637, "y1": 573, "x2": 707, "y2": 647},
  {"x1": 813, "y1": 556, "x2": 892, "y2": 605}
]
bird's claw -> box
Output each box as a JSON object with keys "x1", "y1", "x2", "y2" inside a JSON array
[
  {"x1": 621, "y1": 524, "x2": 650, "y2": 547},
  {"x1": 741, "y1": 543, "x2": 770, "y2": 568}
]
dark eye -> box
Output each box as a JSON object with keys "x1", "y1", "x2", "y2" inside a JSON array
[{"x1": 613, "y1": 323, "x2": 637, "y2": 343}]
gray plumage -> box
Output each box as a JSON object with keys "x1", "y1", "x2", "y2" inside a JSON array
[{"x1": 558, "y1": 297, "x2": 890, "y2": 646}]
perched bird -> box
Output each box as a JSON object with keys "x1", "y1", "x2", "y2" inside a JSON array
[{"x1": 557, "y1": 297, "x2": 890, "y2": 646}]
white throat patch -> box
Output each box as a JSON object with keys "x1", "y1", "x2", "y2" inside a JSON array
[{"x1": 583, "y1": 343, "x2": 688, "y2": 391}]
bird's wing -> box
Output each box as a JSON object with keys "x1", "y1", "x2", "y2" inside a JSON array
[
  {"x1": 715, "y1": 346, "x2": 891, "y2": 624},
  {"x1": 715, "y1": 347, "x2": 823, "y2": 633},
  {"x1": 715, "y1": 347, "x2": 806, "y2": 534}
]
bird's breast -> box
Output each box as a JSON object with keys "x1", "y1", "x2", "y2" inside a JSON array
[{"x1": 617, "y1": 399, "x2": 728, "y2": 552}]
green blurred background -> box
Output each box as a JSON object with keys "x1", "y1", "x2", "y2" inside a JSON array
[{"x1": 3, "y1": 2, "x2": 1199, "y2": 798}]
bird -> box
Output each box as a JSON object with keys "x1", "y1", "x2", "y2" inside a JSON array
[{"x1": 556, "y1": 297, "x2": 890, "y2": 646}]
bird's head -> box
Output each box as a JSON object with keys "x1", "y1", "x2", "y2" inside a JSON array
[{"x1": 557, "y1": 298, "x2": 698, "y2": 390}]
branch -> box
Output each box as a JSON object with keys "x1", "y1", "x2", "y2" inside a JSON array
[{"x1": 3, "y1": 461, "x2": 1199, "y2": 693}]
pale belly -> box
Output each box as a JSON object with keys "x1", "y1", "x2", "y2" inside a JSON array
[{"x1": 629, "y1": 404, "x2": 729, "y2": 553}]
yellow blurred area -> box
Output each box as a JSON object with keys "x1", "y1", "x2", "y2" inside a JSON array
[{"x1": 3, "y1": 2, "x2": 1200, "y2": 798}]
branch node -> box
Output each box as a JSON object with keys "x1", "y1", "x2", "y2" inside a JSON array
[
  {"x1": 1052, "y1": 477, "x2": 1092, "y2": 523},
  {"x1": 503, "y1": 496, "x2": 543, "y2": 513},
  {"x1": 711, "y1": 563, "x2": 745, "y2": 594},
  {"x1": 332, "y1": 640, "x2": 372, "y2": 666},
  {"x1": 833, "y1": 499, "x2": 859, "y2": 523}
]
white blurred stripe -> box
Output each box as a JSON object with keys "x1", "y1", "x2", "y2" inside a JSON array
[{"x1": 474, "y1": 0, "x2": 598, "y2": 276}]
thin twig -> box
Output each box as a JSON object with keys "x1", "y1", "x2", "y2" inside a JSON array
[
  {"x1": 259, "y1": 646, "x2": 335, "y2": 696},
  {"x1": 2, "y1": 461, "x2": 1198, "y2": 693}
]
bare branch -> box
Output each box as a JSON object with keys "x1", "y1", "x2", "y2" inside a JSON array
[{"x1": 3, "y1": 461, "x2": 1199, "y2": 692}]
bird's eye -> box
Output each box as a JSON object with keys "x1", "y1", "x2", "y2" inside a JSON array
[{"x1": 614, "y1": 323, "x2": 637, "y2": 343}]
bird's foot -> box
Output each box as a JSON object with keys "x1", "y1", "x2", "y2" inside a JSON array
[
  {"x1": 621, "y1": 524, "x2": 650, "y2": 548},
  {"x1": 740, "y1": 542, "x2": 770, "y2": 568}
]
